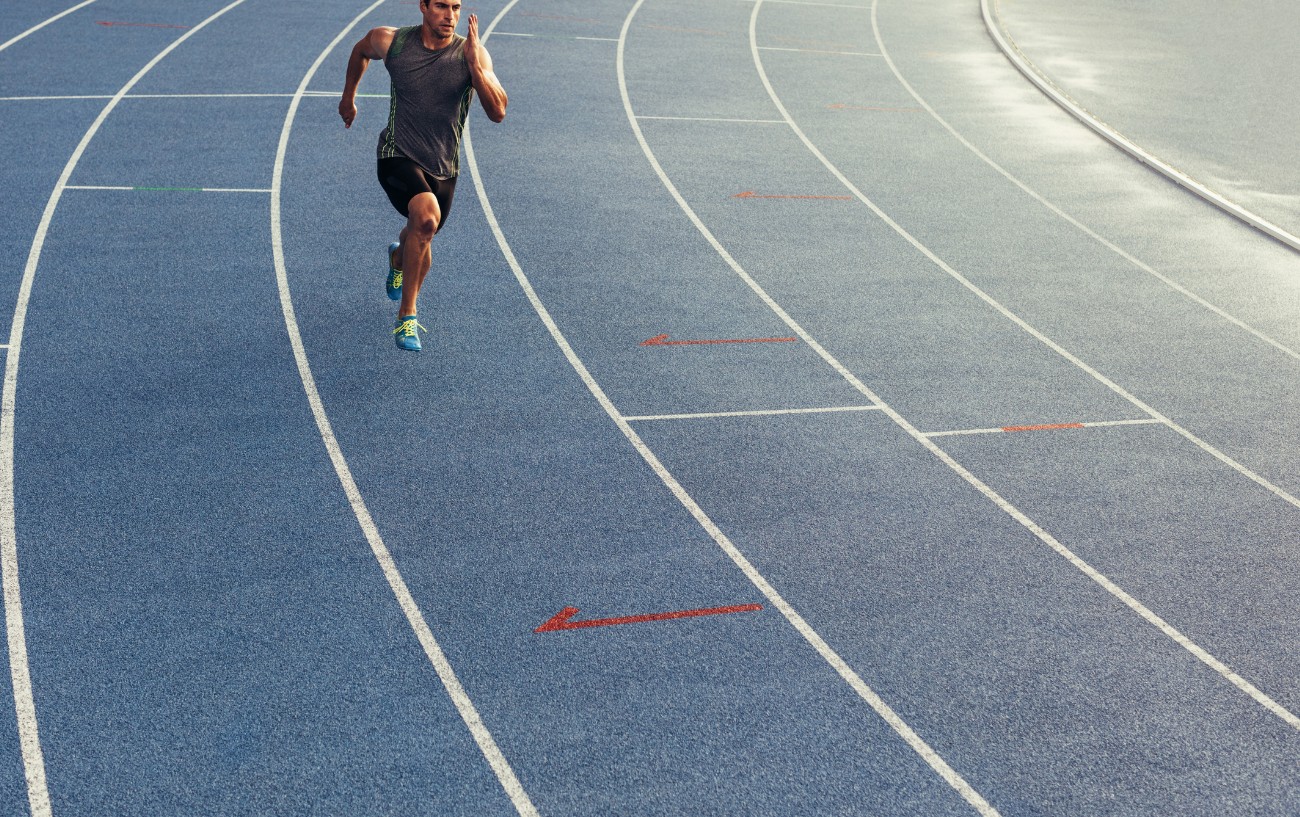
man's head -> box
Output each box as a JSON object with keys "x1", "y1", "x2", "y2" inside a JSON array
[{"x1": 420, "y1": 0, "x2": 462, "y2": 41}]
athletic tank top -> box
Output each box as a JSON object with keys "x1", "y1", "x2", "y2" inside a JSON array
[{"x1": 377, "y1": 27, "x2": 473, "y2": 179}]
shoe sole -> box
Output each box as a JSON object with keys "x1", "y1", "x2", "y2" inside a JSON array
[{"x1": 386, "y1": 242, "x2": 402, "y2": 301}]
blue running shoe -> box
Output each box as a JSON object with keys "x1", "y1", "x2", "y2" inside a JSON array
[
  {"x1": 386, "y1": 241, "x2": 403, "y2": 301},
  {"x1": 393, "y1": 315, "x2": 426, "y2": 352}
]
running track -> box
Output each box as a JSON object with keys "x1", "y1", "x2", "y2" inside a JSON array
[{"x1": 1, "y1": 0, "x2": 1298, "y2": 814}]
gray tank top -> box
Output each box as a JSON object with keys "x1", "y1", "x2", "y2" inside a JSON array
[{"x1": 377, "y1": 27, "x2": 473, "y2": 179}]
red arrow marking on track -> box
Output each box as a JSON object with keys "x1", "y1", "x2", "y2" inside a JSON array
[
  {"x1": 641, "y1": 333, "x2": 798, "y2": 346},
  {"x1": 733, "y1": 191, "x2": 853, "y2": 200},
  {"x1": 96, "y1": 20, "x2": 191, "y2": 28},
  {"x1": 535, "y1": 604, "x2": 763, "y2": 633},
  {"x1": 1002, "y1": 422, "x2": 1086, "y2": 433}
]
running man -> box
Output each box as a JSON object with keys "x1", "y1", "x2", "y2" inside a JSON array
[{"x1": 339, "y1": 0, "x2": 507, "y2": 351}]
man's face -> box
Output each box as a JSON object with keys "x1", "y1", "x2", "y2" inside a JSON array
[{"x1": 422, "y1": 0, "x2": 461, "y2": 38}]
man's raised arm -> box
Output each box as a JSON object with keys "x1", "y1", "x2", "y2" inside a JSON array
[
  {"x1": 464, "y1": 14, "x2": 507, "y2": 123},
  {"x1": 340, "y1": 28, "x2": 395, "y2": 129}
]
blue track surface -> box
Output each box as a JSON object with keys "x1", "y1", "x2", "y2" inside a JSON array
[{"x1": 3, "y1": 0, "x2": 1299, "y2": 814}]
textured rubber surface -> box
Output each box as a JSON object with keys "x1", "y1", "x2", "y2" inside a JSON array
[{"x1": 2, "y1": 0, "x2": 1298, "y2": 814}]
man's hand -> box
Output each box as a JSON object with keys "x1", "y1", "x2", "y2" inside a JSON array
[
  {"x1": 464, "y1": 14, "x2": 485, "y2": 72},
  {"x1": 339, "y1": 97, "x2": 357, "y2": 128},
  {"x1": 463, "y1": 13, "x2": 507, "y2": 122}
]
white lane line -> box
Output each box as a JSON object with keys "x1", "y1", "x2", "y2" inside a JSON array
[
  {"x1": 182, "y1": 187, "x2": 273, "y2": 193},
  {"x1": 492, "y1": 32, "x2": 618, "y2": 42},
  {"x1": 0, "y1": 0, "x2": 98, "y2": 53},
  {"x1": 983, "y1": 0, "x2": 1300, "y2": 257},
  {"x1": 0, "y1": 95, "x2": 117, "y2": 101},
  {"x1": 121, "y1": 92, "x2": 297, "y2": 99},
  {"x1": 270, "y1": 3, "x2": 538, "y2": 816},
  {"x1": 857, "y1": 2, "x2": 1300, "y2": 364},
  {"x1": 751, "y1": 0, "x2": 1300, "y2": 730},
  {"x1": 1, "y1": 92, "x2": 385, "y2": 102},
  {"x1": 761, "y1": 0, "x2": 872, "y2": 8},
  {"x1": 638, "y1": 114, "x2": 785, "y2": 124},
  {"x1": 0, "y1": 94, "x2": 113, "y2": 101},
  {"x1": 66, "y1": 184, "x2": 271, "y2": 191},
  {"x1": 923, "y1": 418, "x2": 1163, "y2": 438},
  {"x1": 625, "y1": 405, "x2": 883, "y2": 422},
  {"x1": 4, "y1": 4, "x2": 253, "y2": 814},
  {"x1": 760, "y1": 0, "x2": 1300, "y2": 511},
  {"x1": 869, "y1": 0, "x2": 1300, "y2": 474},
  {"x1": 65, "y1": 185, "x2": 272, "y2": 192},
  {"x1": 302, "y1": 90, "x2": 387, "y2": 97},
  {"x1": 757, "y1": 46, "x2": 882, "y2": 57},
  {"x1": 618, "y1": 2, "x2": 997, "y2": 814}
]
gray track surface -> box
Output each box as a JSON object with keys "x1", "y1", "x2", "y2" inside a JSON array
[{"x1": 994, "y1": 0, "x2": 1300, "y2": 240}]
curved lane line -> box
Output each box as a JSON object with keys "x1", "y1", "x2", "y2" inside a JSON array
[
  {"x1": 863, "y1": 0, "x2": 1300, "y2": 364},
  {"x1": 468, "y1": 1, "x2": 998, "y2": 815},
  {"x1": 749, "y1": 0, "x2": 1300, "y2": 730},
  {"x1": 982, "y1": 0, "x2": 1300, "y2": 256},
  {"x1": 0, "y1": 0, "x2": 98, "y2": 53},
  {"x1": 3, "y1": 3, "x2": 252, "y2": 813},
  {"x1": 750, "y1": 2, "x2": 1300, "y2": 512},
  {"x1": 268, "y1": 3, "x2": 538, "y2": 816}
]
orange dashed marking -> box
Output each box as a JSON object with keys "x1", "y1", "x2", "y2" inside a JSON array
[
  {"x1": 643, "y1": 23, "x2": 729, "y2": 36},
  {"x1": 517, "y1": 11, "x2": 614, "y2": 25},
  {"x1": 768, "y1": 35, "x2": 863, "y2": 50},
  {"x1": 828, "y1": 103, "x2": 922, "y2": 112},
  {"x1": 95, "y1": 20, "x2": 190, "y2": 28},
  {"x1": 733, "y1": 191, "x2": 853, "y2": 200},
  {"x1": 1001, "y1": 423, "x2": 1086, "y2": 433},
  {"x1": 641, "y1": 333, "x2": 798, "y2": 347}
]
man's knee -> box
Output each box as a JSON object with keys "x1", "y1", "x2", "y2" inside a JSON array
[{"x1": 407, "y1": 193, "x2": 441, "y2": 240}]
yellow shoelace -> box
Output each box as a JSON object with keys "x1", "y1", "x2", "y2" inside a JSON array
[{"x1": 394, "y1": 318, "x2": 426, "y2": 337}]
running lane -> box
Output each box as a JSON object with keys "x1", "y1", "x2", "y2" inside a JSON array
[
  {"x1": 1, "y1": 1, "x2": 236, "y2": 809},
  {"x1": 282, "y1": 1, "x2": 985, "y2": 814},
  {"x1": 0, "y1": 3, "x2": 94, "y2": 45},
  {"x1": 11, "y1": 0, "x2": 522, "y2": 813},
  {"x1": 8, "y1": 0, "x2": 1299, "y2": 814},
  {"x1": 868, "y1": 0, "x2": 1300, "y2": 734},
  {"x1": 604, "y1": 0, "x2": 1298, "y2": 813},
  {"x1": 0, "y1": 0, "x2": 229, "y2": 340}
]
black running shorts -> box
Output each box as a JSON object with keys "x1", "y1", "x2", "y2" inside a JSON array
[{"x1": 377, "y1": 157, "x2": 457, "y2": 222}]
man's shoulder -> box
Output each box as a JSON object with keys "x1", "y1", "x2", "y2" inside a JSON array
[{"x1": 387, "y1": 25, "x2": 420, "y2": 58}]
